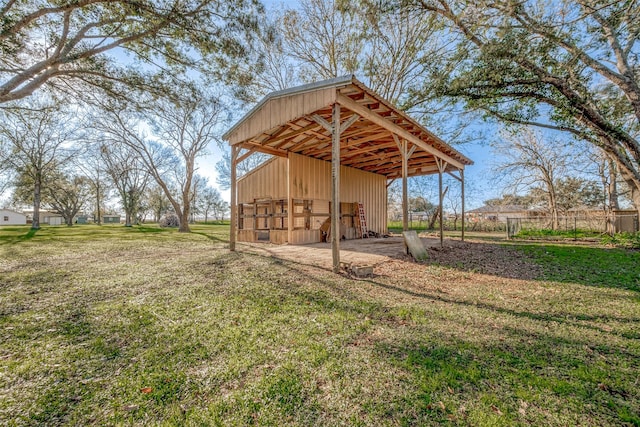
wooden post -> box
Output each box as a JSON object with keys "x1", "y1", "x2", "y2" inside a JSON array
[
  {"x1": 461, "y1": 169, "x2": 465, "y2": 242},
  {"x1": 230, "y1": 145, "x2": 238, "y2": 251},
  {"x1": 402, "y1": 140, "x2": 409, "y2": 232},
  {"x1": 436, "y1": 158, "x2": 447, "y2": 248},
  {"x1": 311, "y1": 111, "x2": 358, "y2": 273},
  {"x1": 331, "y1": 103, "x2": 341, "y2": 273},
  {"x1": 393, "y1": 134, "x2": 411, "y2": 233},
  {"x1": 287, "y1": 155, "x2": 293, "y2": 244}
]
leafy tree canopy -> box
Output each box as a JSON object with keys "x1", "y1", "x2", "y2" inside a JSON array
[
  {"x1": 0, "y1": 0, "x2": 265, "y2": 104},
  {"x1": 390, "y1": 0, "x2": 640, "y2": 212}
]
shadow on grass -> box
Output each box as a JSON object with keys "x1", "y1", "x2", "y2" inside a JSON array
[
  {"x1": 191, "y1": 231, "x2": 226, "y2": 243},
  {"x1": 374, "y1": 334, "x2": 640, "y2": 425},
  {"x1": 361, "y1": 276, "x2": 640, "y2": 335},
  {"x1": 0, "y1": 227, "x2": 39, "y2": 245},
  {"x1": 238, "y1": 247, "x2": 640, "y2": 331},
  {"x1": 250, "y1": 237, "x2": 640, "y2": 292},
  {"x1": 4, "y1": 243, "x2": 638, "y2": 425},
  {"x1": 421, "y1": 240, "x2": 640, "y2": 292},
  {"x1": 133, "y1": 226, "x2": 171, "y2": 233},
  {"x1": 204, "y1": 252, "x2": 640, "y2": 425},
  {"x1": 513, "y1": 243, "x2": 640, "y2": 292}
]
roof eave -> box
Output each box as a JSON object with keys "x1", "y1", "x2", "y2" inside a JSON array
[{"x1": 222, "y1": 75, "x2": 354, "y2": 141}]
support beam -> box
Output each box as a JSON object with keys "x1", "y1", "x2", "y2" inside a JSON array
[
  {"x1": 446, "y1": 170, "x2": 462, "y2": 182},
  {"x1": 331, "y1": 103, "x2": 341, "y2": 273},
  {"x1": 461, "y1": 169, "x2": 465, "y2": 242},
  {"x1": 393, "y1": 133, "x2": 415, "y2": 232},
  {"x1": 399, "y1": 137, "x2": 409, "y2": 232},
  {"x1": 337, "y1": 94, "x2": 465, "y2": 170},
  {"x1": 236, "y1": 147, "x2": 257, "y2": 164},
  {"x1": 403, "y1": 139, "x2": 409, "y2": 231},
  {"x1": 238, "y1": 142, "x2": 288, "y2": 158},
  {"x1": 311, "y1": 114, "x2": 332, "y2": 132},
  {"x1": 407, "y1": 145, "x2": 417, "y2": 159},
  {"x1": 313, "y1": 109, "x2": 361, "y2": 274},
  {"x1": 287, "y1": 155, "x2": 293, "y2": 245},
  {"x1": 436, "y1": 158, "x2": 448, "y2": 248},
  {"x1": 340, "y1": 114, "x2": 360, "y2": 134},
  {"x1": 230, "y1": 145, "x2": 239, "y2": 251},
  {"x1": 271, "y1": 122, "x2": 320, "y2": 147}
]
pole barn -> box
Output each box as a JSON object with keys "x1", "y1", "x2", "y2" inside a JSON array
[{"x1": 223, "y1": 76, "x2": 473, "y2": 273}]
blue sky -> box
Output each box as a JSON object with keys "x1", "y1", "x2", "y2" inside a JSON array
[
  {"x1": 198, "y1": 98, "x2": 500, "y2": 210},
  {"x1": 196, "y1": 1, "x2": 503, "y2": 210}
]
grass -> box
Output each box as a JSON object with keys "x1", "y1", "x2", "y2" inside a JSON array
[
  {"x1": 515, "y1": 228, "x2": 603, "y2": 240},
  {"x1": 518, "y1": 243, "x2": 640, "y2": 292},
  {"x1": 1, "y1": 224, "x2": 639, "y2": 426},
  {"x1": 601, "y1": 232, "x2": 640, "y2": 249}
]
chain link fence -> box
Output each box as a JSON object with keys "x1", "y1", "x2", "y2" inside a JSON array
[{"x1": 506, "y1": 214, "x2": 639, "y2": 240}]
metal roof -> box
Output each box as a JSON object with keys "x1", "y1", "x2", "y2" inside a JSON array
[{"x1": 223, "y1": 76, "x2": 473, "y2": 178}]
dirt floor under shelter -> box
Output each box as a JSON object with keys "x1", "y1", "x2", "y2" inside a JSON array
[{"x1": 239, "y1": 234, "x2": 543, "y2": 281}]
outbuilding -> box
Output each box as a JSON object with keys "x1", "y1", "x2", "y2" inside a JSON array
[
  {"x1": 0, "y1": 209, "x2": 27, "y2": 226},
  {"x1": 223, "y1": 76, "x2": 473, "y2": 272},
  {"x1": 103, "y1": 215, "x2": 121, "y2": 224}
]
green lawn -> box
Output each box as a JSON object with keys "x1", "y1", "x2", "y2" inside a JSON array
[{"x1": 0, "y1": 224, "x2": 638, "y2": 426}]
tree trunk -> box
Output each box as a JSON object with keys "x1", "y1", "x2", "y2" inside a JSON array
[
  {"x1": 428, "y1": 209, "x2": 439, "y2": 229},
  {"x1": 95, "y1": 182, "x2": 102, "y2": 225},
  {"x1": 603, "y1": 158, "x2": 619, "y2": 234},
  {"x1": 178, "y1": 211, "x2": 191, "y2": 232},
  {"x1": 124, "y1": 190, "x2": 134, "y2": 227},
  {"x1": 547, "y1": 185, "x2": 559, "y2": 230},
  {"x1": 608, "y1": 159, "x2": 620, "y2": 210},
  {"x1": 32, "y1": 175, "x2": 41, "y2": 229},
  {"x1": 125, "y1": 210, "x2": 132, "y2": 227}
]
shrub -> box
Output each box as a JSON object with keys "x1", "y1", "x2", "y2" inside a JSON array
[
  {"x1": 159, "y1": 214, "x2": 180, "y2": 228},
  {"x1": 601, "y1": 232, "x2": 640, "y2": 249}
]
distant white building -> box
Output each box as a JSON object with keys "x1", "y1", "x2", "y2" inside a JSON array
[
  {"x1": 22, "y1": 209, "x2": 65, "y2": 225},
  {"x1": 0, "y1": 209, "x2": 27, "y2": 226},
  {"x1": 466, "y1": 205, "x2": 545, "y2": 222}
]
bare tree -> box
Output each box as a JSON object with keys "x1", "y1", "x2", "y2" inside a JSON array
[
  {"x1": 143, "y1": 184, "x2": 172, "y2": 223},
  {"x1": 444, "y1": 177, "x2": 462, "y2": 231},
  {"x1": 77, "y1": 147, "x2": 109, "y2": 224},
  {"x1": 244, "y1": 14, "x2": 300, "y2": 97},
  {"x1": 282, "y1": 0, "x2": 362, "y2": 81},
  {"x1": 354, "y1": 6, "x2": 443, "y2": 106},
  {"x1": 0, "y1": 100, "x2": 81, "y2": 229},
  {"x1": 199, "y1": 185, "x2": 226, "y2": 223},
  {"x1": 46, "y1": 174, "x2": 91, "y2": 226},
  {"x1": 188, "y1": 174, "x2": 208, "y2": 223},
  {"x1": 100, "y1": 142, "x2": 149, "y2": 227},
  {"x1": 97, "y1": 92, "x2": 222, "y2": 232},
  {"x1": 493, "y1": 128, "x2": 572, "y2": 229}
]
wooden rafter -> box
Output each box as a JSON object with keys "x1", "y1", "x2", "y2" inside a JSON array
[{"x1": 224, "y1": 76, "x2": 472, "y2": 180}]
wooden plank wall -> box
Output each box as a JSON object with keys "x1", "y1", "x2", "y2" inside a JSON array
[
  {"x1": 227, "y1": 88, "x2": 337, "y2": 145},
  {"x1": 290, "y1": 230, "x2": 321, "y2": 245},
  {"x1": 238, "y1": 156, "x2": 288, "y2": 203},
  {"x1": 237, "y1": 152, "x2": 388, "y2": 244},
  {"x1": 288, "y1": 152, "x2": 387, "y2": 235}
]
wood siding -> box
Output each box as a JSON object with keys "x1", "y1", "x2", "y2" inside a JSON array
[
  {"x1": 227, "y1": 88, "x2": 337, "y2": 145},
  {"x1": 236, "y1": 153, "x2": 387, "y2": 244},
  {"x1": 288, "y1": 153, "x2": 387, "y2": 235},
  {"x1": 238, "y1": 156, "x2": 288, "y2": 203}
]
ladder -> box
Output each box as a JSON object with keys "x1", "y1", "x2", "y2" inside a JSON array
[{"x1": 356, "y1": 202, "x2": 368, "y2": 238}]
